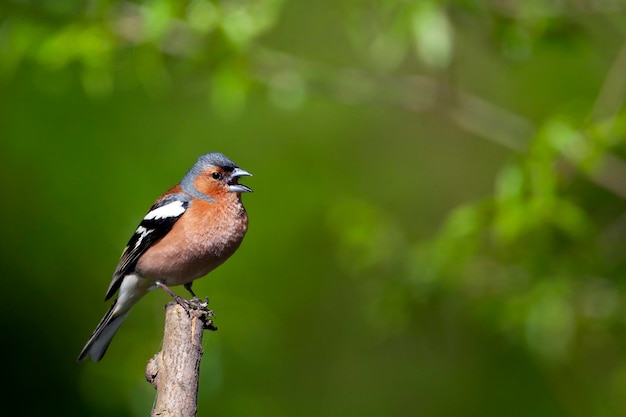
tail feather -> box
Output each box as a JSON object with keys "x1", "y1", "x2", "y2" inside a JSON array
[
  {"x1": 78, "y1": 300, "x2": 129, "y2": 362},
  {"x1": 79, "y1": 273, "x2": 153, "y2": 361}
]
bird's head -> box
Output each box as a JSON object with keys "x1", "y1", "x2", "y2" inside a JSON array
[{"x1": 181, "y1": 153, "x2": 252, "y2": 202}]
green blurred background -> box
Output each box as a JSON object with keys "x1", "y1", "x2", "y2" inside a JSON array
[{"x1": 3, "y1": 0, "x2": 626, "y2": 416}]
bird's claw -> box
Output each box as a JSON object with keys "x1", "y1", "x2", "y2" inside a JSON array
[
  {"x1": 173, "y1": 295, "x2": 211, "y2": 313},
  {"x1": 157, "y1": 282, "x2": 217, "y2": 330},
  {"x1": 204, "y1": 319, "x2": 218, "y2": 331},
  {"x1": 173, "y1": 296, "x2": 217, "y2": 331}
]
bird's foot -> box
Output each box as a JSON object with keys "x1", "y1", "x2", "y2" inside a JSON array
[
  {"x1": 177, "y1": 296, "x2": 210, "y2": 312},
  {"x1": 180, "y1": 297, "x2": 217, "y2": 331},
  {"x1": 156, "y1": 283, "x2": 214, "y2": 314},
  {"x1": 171, "y1": 295, "x2": 217, "y2": 330}
]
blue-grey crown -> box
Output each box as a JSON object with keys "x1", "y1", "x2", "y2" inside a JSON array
[
  {"x1": 184, "y1": 153, "x2": 238, "y2": 180},
  {"x1": 196, "y1": 152, "x2": 238, "y2": 170}
]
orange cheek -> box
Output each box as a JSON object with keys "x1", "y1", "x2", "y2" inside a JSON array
[{"x1": 194, "y1": 176, "x2": 227, "y2": 199}]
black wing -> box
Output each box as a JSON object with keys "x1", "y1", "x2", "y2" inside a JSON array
[{"x1": 104, "y1": 193, "x2": 190, "y2": 300}]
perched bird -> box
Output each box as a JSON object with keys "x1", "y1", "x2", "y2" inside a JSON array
[{"x1": 78, "y1": 152, "x2": 252, "y2": 362}]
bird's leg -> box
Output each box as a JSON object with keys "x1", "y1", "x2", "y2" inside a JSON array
[
  {"x1": 155, "y1": 281, "x2": 189, "y2": 309},
  {"x1": 156, "y1": 282, "x2": 217, "y2": 330},
  {"x1": 184, "y1": 282, "x2": 199, "y2": 300},
  {"x1": 156, "y1": 282, "x2": 210, "y2": 312},
  {"x1": 184, "y1": 282, "x2": 211, "y2": 311}
]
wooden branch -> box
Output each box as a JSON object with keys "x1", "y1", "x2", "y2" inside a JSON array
[{"x1": 146, "y1": 302, "x2": 217, "y2": 417}]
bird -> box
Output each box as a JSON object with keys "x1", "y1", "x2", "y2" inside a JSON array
[{"x1": 78, "y1": 152, "x2": 252, "y2": 362}]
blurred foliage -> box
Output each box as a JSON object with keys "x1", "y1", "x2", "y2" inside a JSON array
[{"x1": 3, "y1": 0, "x2": 626, "y2": 416}]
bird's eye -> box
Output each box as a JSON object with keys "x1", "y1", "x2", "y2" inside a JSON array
[{"x1": 211, "y1": 171, "x2": 222, "y2": 180}]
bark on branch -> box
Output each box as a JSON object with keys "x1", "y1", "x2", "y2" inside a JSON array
[{"x1": 146, "y1": 302, "x2": 217, "y2": 417}]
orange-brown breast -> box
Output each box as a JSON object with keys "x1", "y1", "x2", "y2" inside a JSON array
[{"x1": 136, "y1": 191, "x2": 248, "y2": 285}]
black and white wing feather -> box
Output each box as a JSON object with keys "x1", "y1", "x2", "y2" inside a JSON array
[{"x1": 104, "y1": 193, "x2": 191, "y2": 300}]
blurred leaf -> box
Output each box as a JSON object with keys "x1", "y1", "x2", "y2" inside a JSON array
[
  {"x1": 143, "y1": 0, "x2": 174, "y2": 42},
  {"x1": 219, "y1": 0, "x2": 284, "y2": 49},
  {"x1": 411, "y1": 2, "x2": 453, "y2": 69},
  {"x1": 186, "y1": 0, "x2": 219, "y2": 34},
  {"x1": 523, "y1": 279, "x2": 575, "y2": 362}
]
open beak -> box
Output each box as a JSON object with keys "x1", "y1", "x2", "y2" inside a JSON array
[{"x1": 228, "y1": 167, "x2": 253, "y2": 193}]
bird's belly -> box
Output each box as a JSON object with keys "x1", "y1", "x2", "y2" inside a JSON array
[{"x1": 135, "y1": 220, "x2": 245, "y2": 286}]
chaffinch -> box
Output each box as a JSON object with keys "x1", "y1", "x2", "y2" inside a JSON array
[{"x1": 78, "y1": 152, "x2": 252, "y2": 362}]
